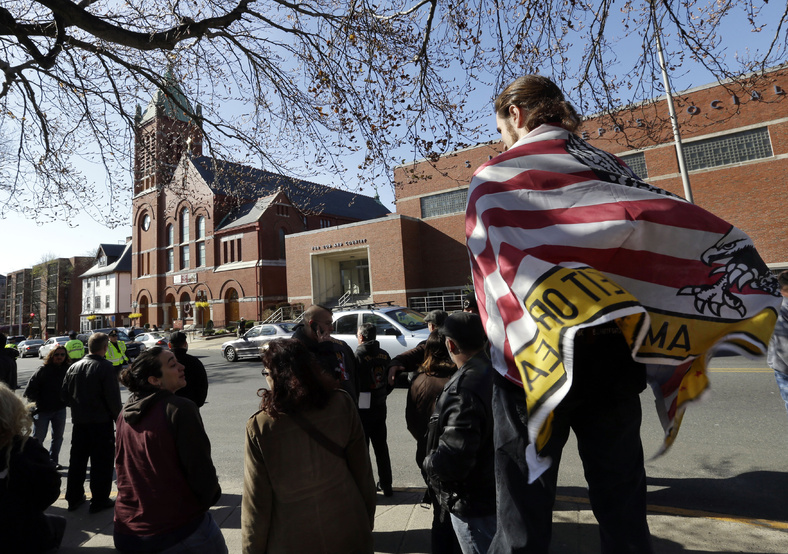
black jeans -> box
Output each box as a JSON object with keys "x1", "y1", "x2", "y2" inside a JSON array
[
  {"x1": 65, "y1": 421, "x2": 115, "y2": 506},
  {"x1": 489, "y1": 361, "x2": 652, "y2": 553},
  {"x1": 359, "y1": 404, "x2": 393, "y2": 489}
]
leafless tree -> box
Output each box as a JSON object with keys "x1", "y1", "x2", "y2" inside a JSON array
[{"x1": 1, "y1": 0, "x2": 786, "y2": 224}]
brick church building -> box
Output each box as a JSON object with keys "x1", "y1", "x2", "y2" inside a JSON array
[
  {"x1": 285, "y1": 65, "x2": 788, "y2": 310},
  {"x1": 130, "y1": 74, "x2": 389, "y2": 328}
]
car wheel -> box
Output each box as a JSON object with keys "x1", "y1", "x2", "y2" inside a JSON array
[{"x1": 225, "y1": 346, "x2": 238, "y2": 362}]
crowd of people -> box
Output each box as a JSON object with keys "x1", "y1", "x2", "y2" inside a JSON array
[{"x1": 0, "y1": 74, "x2": 784, "y2": 554}]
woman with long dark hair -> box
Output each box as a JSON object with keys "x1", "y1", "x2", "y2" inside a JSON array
[
  {"x1": 114, "y1": 347, "x2": 226, "y2": 553},
  {"x1": 242, "y1": 338, "x2": 376, "y2": 553},
  {"x1": 24, "y1": 345, "x2": 70, "y2": 469}
]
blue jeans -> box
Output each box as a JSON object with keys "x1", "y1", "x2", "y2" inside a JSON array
[
  {"x1": 159, "y1": 513, "x2": 227, "y2": 554},
  {"x1": 450, "y1": 512, "x2": 496, "y2": 554},
  {"x1": 33, "y1": 408, "x2": 66, "y2": 465},
  {"x1": 774, "y1": 370, "x2": 788, "y2": 415}
]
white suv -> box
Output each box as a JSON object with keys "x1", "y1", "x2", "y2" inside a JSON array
[{"x1": 331, "y1": 305, "x2": 430, "y2": 357}]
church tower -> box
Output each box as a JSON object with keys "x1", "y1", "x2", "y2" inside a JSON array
[
  {"x1": 131, "y1": 70, "x2": 203, "y2": 326},
  {"x1": 133, "y1": 69, "x2": 203, "y2": 194}
]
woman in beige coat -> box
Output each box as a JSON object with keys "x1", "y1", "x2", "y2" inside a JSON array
[{"x1": 242, "y1": 338, "x2": 376, "y2": 553}]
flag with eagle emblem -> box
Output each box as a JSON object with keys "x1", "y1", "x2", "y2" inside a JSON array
[{"x1": 466, "y1": 124, "x2": 781, "y2": 481}]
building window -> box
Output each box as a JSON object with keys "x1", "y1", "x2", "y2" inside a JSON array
[
  {"x1": 236, "y1": 239, "x2": 242, "y2": 261},
  {"x1": 94, "y1": 296, "x2": 100, "y2": 310},
  {"x1": 105, "y1": 274, "x2": 110, "y2": 285},
  {"x1": 98, "y1": 255, "x2": 107, "y2": 267},
  {"x1": 684, "y1": 127, "x2": 772, "y2": 171},
  {"x1": 86, "y1": 298, "x2": 91, "y2": 310},
  {"x1": 166, "y1": 224, "x2": 174, "y2": 272},
  {"x1": 180, "y1": 208, "x2": 190, "y2": 242},
  {"x1": 620, "y1": 152, "x2": 648, "y2": 179},
  {"x1": 196, "y1": 216, "x2": 205, "y2": 267},
  {"x1": 420, "y1": 188, "x2": 468, "y2": 218},
  {"x1": 197, "y1": 242, "x2": 205, "y2": 267},
  {"x1": 181, "y1": 245, "x2": 190, "y2": 269},
  {"x1": 279, "y1": 228, "x2": 287, "y2": 259},
  {"x1": 105, "y1": 295, "x2": 110, "y2": 308},
  {"x1": 320, "y1": 218, "x2": 332, "y2": 228}
]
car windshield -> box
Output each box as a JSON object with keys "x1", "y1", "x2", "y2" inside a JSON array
[
  {"x1": 57, "y1": 337, "x2": 69, "y2": 343},
  {"x1": 385, "y1": 308, "x2": 428, "y2": 331},
  {"x1": 277, "y1": 323, "x2": 297, "y2": 333}
]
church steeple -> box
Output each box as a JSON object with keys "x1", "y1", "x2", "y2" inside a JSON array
[{"x1": 133, "y1": 69, "x2": 203, "y2": 195}]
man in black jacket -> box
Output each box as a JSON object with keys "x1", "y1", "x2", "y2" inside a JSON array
[
  {"x1": 0, "y1": 333, "x2": 18, "y2": 389},
  {"x1": 355, "y1": 323, "x2": 393, "y2": 496},
  {"x1": 168, "y1": 331, "x2": 209, "y2": 408},
  {"x1": 61, "y1": 332, "x2": 122, "y2": 514},
  {"x1": 422, "y1": 312, "x2": 495, "y2": 552}
]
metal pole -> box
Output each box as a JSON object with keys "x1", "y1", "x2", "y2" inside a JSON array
[{"x1": 653, "y1": 7, "x2": 694, "y2": 203}]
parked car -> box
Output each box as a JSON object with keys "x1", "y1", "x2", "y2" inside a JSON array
[
  {"x1": 134, "y1": 332, "x2": 170, "y2": 350},
  {"x1": 17, "y1": 339, "x2": 44, "y2": 358},
  {"x1": 38, "y1": 336, "x2": 70, "y2": 359},
  {"x1": 221, "y1": 323, "x2": 297, "y2": 362},
  {"x1": 88, "y1": 328, "x2": 144, "y2": 359},
  {"x1": 331, "y1": 305, "x2": 430, "y2": 358}
]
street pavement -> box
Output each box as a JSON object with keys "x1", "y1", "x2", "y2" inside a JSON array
[{"x1": 32, "y1": 336, "x2": 788, "y2": 552}]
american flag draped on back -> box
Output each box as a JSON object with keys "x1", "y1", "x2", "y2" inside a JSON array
[{"x1": 466, "y1": 124, "x2": 781, "y2": 480}]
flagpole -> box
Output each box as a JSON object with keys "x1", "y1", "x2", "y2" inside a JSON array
[{"x1": 653, "y1": 4, "x2": 694, "y2": 204}]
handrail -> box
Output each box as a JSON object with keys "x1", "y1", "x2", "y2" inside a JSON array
[
  {"x1": 337, "y1": 290, "x2": 352, "y2": 306},
  {"x1": 262, "y1": 308, "x2": 283, "y2": 324}
]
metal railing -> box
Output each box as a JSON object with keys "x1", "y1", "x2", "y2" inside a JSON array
[
  {"x1": 408, "y1": 292, "x2": 469, "y2": 313},
  {"x1": 262, "y1": 304, "x2": 305, "y2": 324}
]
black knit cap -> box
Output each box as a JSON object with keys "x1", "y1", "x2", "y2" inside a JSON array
[{"x1": 439, "y1": 312, "x2": 486, "y2": 352}]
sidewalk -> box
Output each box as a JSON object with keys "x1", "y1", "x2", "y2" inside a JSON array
[
  {"x1": 54, "y1": 487, "x2": 433, "y2": 553},
  {"x1": 51, "y1": 486, "x2": 788, "y2": 553}
]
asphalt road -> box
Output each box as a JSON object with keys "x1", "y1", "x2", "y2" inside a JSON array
[{"x1": 14, "y1": 343, "x2": 788, "y2": 529}]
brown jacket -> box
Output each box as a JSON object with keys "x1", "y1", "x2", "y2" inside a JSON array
[{"x1": 242, "y1": 389, "x2": 376, "y2": 553}]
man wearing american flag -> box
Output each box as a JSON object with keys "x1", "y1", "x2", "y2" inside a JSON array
[{"x1": 466, "y1": 75, "x2": 781, "y2": 553}]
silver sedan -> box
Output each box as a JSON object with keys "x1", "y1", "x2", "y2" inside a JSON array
[{"x1": 221, "y1": 323, "x2": 296, "y2": 362}]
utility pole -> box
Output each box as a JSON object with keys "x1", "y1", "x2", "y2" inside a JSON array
[{"x1": 653, "y1": 1, "x2": 694, "y2": 203}]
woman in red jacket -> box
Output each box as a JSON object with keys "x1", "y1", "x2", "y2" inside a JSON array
[{"x1": 114, "y1": 347, "x2": 226, "y2": 553}]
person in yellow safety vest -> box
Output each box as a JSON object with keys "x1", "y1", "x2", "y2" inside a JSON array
[
  {"x1": 105, "y1": 330, "x2": 129, "y2": 370},
  {"x1": 65, "y1": 331, "x2": 85, "y2": 362}
]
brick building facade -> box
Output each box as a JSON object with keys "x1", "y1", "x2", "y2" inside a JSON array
[
  {"x1": 131, "y1": 77, "x2": 389, "y2": 328},
  {"x1": 285, "y1": 67, "x2": 788, "y2": 310}
]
